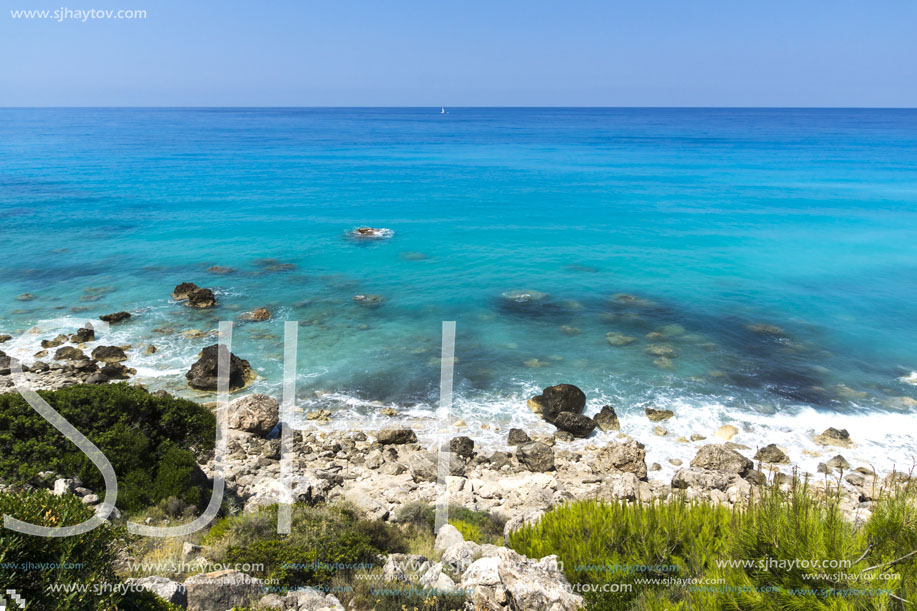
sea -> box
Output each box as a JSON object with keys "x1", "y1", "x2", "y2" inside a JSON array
[{"x1": 1, "y1": 108, "x2": 915, "y2": 476}]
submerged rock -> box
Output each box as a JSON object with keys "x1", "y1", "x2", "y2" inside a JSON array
[
  {"x1": 207, "y1": 265, "x2": 235, "y2": 274},
  {"x1": 747, "y1": 323, "x2": 785, "y2": 336},
  {"x1": 605, "y1": 332, "x2": 637, "y2": 347},
  {"x1": 185, "y1": 344, "x2": 255, "y2": 392},
  {"x1": 501, "y1": 289, "x2": 548, "y2": 303},
  {"x1": 645, "y1": 343, "x2": 677, "y2": 358}
]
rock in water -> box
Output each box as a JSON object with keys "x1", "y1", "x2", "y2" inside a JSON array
[
  {"x1": 517, "y1": 442, "x2": 555, "y2": 472},
  {"x1": 528, "y1": 384, "x2": 586, "y2": 423},
  {"x1": 754, "y1": 444, "x2": 789, "y2": 464},
  {"x1": 91, "y1": 345, "x2": 128, "y2": 363},
  {"x1": 185, "y1": 344, "x2": 255, "y2": 391},
  {"x1": 172, "y1": 282, "x2": 200, "y2": 300},
  {"x1": 606, "y1": 332, "x2": 637, "y2": 346},
  {"x1": 238, "y1": 307, "x2": 271, "y2": 321},
  {"x1": 54, "y1": 346, "x2": 85, "y2": 360},
  {"x1": 349, "y1": 226, "x2": 393, "y2": 239},
  {"x1": 227, "y1": 394, "x2": 279, "y2": 437},
  {"x1": 691, "y1": 444, "x2": 754, "y2": 476},
  {"x1": 187, "y1": 288, "x2": 217, "y2": 308},
  {"x1": 645, "y1": 407, "x2": 674, "y2": 421},
  {"x1": 99, "y1": 311, "x2": 131, "y2": 324},
  {"x1": 70, "y1": 327, "x2": 95, "y2": 343},
  {"x1": 552, "y1": 412, "x2": 597, "y2": 438},
  {"x1": 814, "y1": 427, "x2": 855, "y2": 448},
  {"x1": 593, "y1": 405, "x2": 620, "y2": 431}
]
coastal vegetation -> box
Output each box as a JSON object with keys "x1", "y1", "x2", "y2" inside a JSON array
[
  {"x1": 508, "y1": 478, "x2": 917, "y2": 611},
  {"x1": 0, "y1": 383, "x2": 216, "y2": 513}
]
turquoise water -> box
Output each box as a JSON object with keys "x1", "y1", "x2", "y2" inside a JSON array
[{"x1": 1, "y1": 108, "x2": 916, "y2": 470}]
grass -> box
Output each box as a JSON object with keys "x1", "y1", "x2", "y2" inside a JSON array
[{"x1": 508, "y1": 473, "x2": 917, "y2": 611}]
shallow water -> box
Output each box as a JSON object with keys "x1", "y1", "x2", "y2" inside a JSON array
[{"x1": 1, "y1": 108, "x2": 916, "y2": 475}]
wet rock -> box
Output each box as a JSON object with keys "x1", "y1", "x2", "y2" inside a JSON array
[
  {"x1": 0, "y1": 335, "x2": 11, "y2": 343},
  {"x1": 826, "y1": 454, "x2": 851, "y2": 471},
  {"x1": 185, "y1": 344, "x2": 255, "y2": 392},
  {"x1": 507, "y1": 428, "x2": 531, "y2": 446},
  {"x1": 184, "y1": 570, "x2": 262, "y2": 611},
  {"x1": 227, "y1": 394, "x2": 279, "y2": 437},
  {"x1": 593, "y1": 405, "x2": 620, "y2": 431},
  {"x1": 187, "y1": 288, "x2": 217, "y2": 308},
  {"x1": 653, "y1": 425, "x2": 668, "y2": 436},
  {"x1": 349, "y1": 227, "x2": 393, "y2": 239},
  {"x1": 99, "y1": 311, "x2": 131, "y2": 323},
  {"x1": 91, "y1": 345, "x2": 128, "y2": 363},
  {"x1": 125, "y1": 576, "x2": 186, "y2": 608},
  {"x1": 593, "y1": 440, "x2": 647, "y2": 480},
  {"x1": 172, "y1": 282, "x2": 200, "y2": 300},
  {"x1": 691, "y1": 444, "x2": 754, "y2": 477},
  {"x1": 645, "y1": 407, "x2": 674, "y2": 422},
  {"x1": 528, "y1": 384, "x2": 586, "y2": 423},
  {"x1": 41, "y1": 334, "x2": 68, "y2": 349},
  {"x1": 54, "y1": 346, "x2": 85, "y2": 360},
  {"x1": 554, "y1": 430, "x2": 575, "y2": 442},
  {"x1": 450, "y1": 436, "x2": 474, "y2": 458},
  {"x1": 754, "y1": 444, "x2": 789, "y2": 464},
  {"x1": 714, "y1": 425, "x2": 738, "y2": 441},
  {"x1": 145, "y1": 344, "x2": 157, "y2": 355},
  {"x1": 552, "y1": 411, "x2": 597, "y2": 438},
  {"x1": 99, "y1": 363, "x2": 135, "y2": 380},
  {"x1": 517, "y1": 442, "x2": 555, "y2": 472},
  {"x1": 238, "y1": 307, "x2": 271, "y2": 322},
  {"x1": 606, "y1": 332, "x2": 637, "y2": 346},
  {"x1": 70, "y1": 327, "x2": 95, "y2": 343},
  {"x1": 376, "y1": 428, "x2": 418, "y2": 445},
  {"x1": 814, "y1": 427, "x2": 854, "y2": 448}
]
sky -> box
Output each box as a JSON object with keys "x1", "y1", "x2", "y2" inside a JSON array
[{"x1": 1, "y1": 0, "x2": 916, "y2": 107}]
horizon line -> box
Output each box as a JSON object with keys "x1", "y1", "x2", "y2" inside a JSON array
[{"x1": 2, "y1": 105, "x2": 917, "y2": 110}]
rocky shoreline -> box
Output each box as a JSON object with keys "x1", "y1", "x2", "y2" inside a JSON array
[{"x1": 2, "y1": 316, "x2": 914, "y2": 610}]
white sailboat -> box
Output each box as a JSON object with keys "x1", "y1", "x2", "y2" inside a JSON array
[{"x1": 441, "y1": 106, "x2": 446, "y2": 114}]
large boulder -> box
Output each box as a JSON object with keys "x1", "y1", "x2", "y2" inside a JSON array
[
  {"x1": 529, "y1": 384, "x2": 586, "y2": 423},
  {"x1": 227, "y1": 394, "x2": 279, "y2": 436},
  {"x1": 185, "y1": 344, "x2": 255, "y2": 391},
  {"x1": 814, "y1": 427, "x2": 855, "y2": 448},
  {"x1": 552, "y1": 411, "x2": 597, "y2": 438},
  {"x1": 450, "y1": 436, "x2": 475, "y2": 458},
  {"x1": 406, "y1": 451, "x2": 464, "y2": 482},
  {"x1": 91, "y1": 345, "x2": 128, "y2": 363},
  {"x1": 184, "y1": 570, "x2": 262, "y2": 611},
  {"x1": 754, "y1": 444, "x2": 789, "y2": 464},
  {"x1": 593, "y1": 440, "x2": 648, "y2": 480},
  {"x1": 434, "y1": 523, "x2": 466, "y2": 554},
  {"x1": 172, "y1": 282, "x2": 200, "y2": 300},
  {"x1": 70, "y1": 326, "x2": 95, "y2": 343},
  {"x1": 507, "y1": 428, "x2": 531, "y2": 446},
  {"x1": 54, "y1": 346, "x2": 85, "y2": 361},
  {"x1": 125, "y1": 576, "x2": 186, "y2": 607},
  {"x1": 517, "y1": 442, "x2": 555, "y2": 472},
  {"x1": 187, "y1": 288, "x2": 217, "y2": 308},
  {"x1": 691, "y1": 444, "x2": 754, "y2": 476},
  {"x1": 671, "y1": 468, "x2": 733, "y2": 491}
]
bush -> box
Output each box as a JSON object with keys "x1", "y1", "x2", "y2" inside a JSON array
[
  {"x1": 204, "y1": 503, "x2": 408, "y2": 589},
  {"x1": 0, "y1": 489, "x2": 178, "y2": 611},
  {"x1": 0, "y1": 383, "x2": 215, "y2": 513},
  {"x1": 395, "y1": 502, "x2": 506, "y2": 546},
  {"x1": 508, "y1": 479, "x2": 917, "y2": 611}
]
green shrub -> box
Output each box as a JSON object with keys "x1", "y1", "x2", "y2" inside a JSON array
[
  {"x1": 395, "y1": 502, "x2": 506, "y2": 546},
  {"x1": 508, "y1": 479, "x2": 917, "y2": 611},
  {"x1": 0, "y1": 489, "x2": 179, "y2": 611},
  {"x1": 0, "y1": 383, "x2": 215, "y2": 513},
  {"x1": 204, "y1": 503, "x2": 407, "y2": 589}
]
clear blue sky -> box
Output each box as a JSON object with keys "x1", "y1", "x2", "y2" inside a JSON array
[{"x1": 2, "y1": 0, "x2": 915, "y2": 107}]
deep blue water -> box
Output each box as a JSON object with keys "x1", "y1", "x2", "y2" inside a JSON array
[{"x1": 1, "y1": 108, "x2": 915, "y2": 470}]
